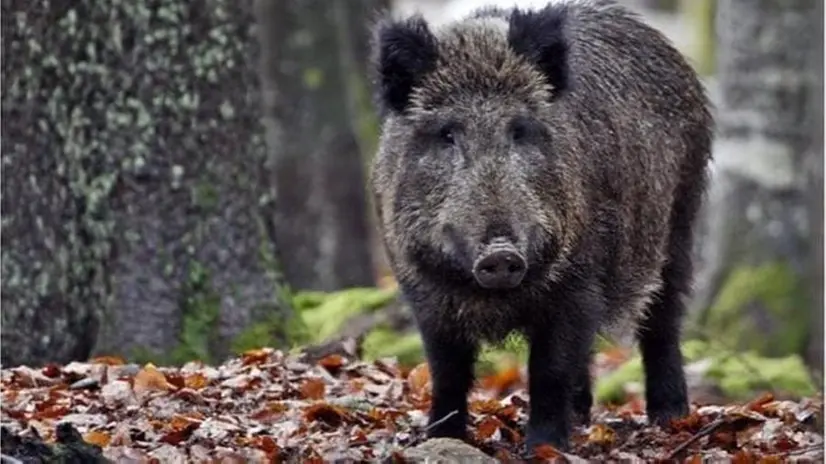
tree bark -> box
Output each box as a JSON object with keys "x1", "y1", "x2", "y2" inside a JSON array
[
  {"x1": 255, "y1": 0, "x2": 376, "y2": 292},
  {"x1": 2, "y1": 0, "x2": 293, "y2": 367},
  {"x1": 804, "y1": 0, "x2": 824, "y2": 378},
  {"x1": 689, "y1": 0, "x2": 820, "y2": 358}
]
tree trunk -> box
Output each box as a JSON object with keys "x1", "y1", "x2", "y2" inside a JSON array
[
  {"x1": 255, "y1": 0, "x2": 376, "y2": 292},
  {"x1": 804, "y1": 0, "x2": 824, "y2": 379},
  {"x1": 2, "y1": 0, "x2": 293, "y2": 367},
  {"x1": 689, "y1": 0, "x2": 820, "y2": 358}
]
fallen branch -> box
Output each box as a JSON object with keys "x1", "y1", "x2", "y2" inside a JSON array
[
  {"x1": 425, "y1": 410, "x2": 459, "y2": 432},
  {"x1": 665, "y1": 417, "x2": 726, "y2": 460}
]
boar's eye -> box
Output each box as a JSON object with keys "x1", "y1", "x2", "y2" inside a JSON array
[
  {"x1": 436, "y1": 122, "x2": 459, "y2": 145},
  {"x1": 511, "y1": 122, "x2": 527, "y2": 143},
  {"x1": 508, "y1": 116, "x2": 543, "y2": 144}
]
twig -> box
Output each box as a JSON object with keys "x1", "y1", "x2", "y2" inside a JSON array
[
  {"x1": 781, "y1": 444, "x2": 825, "y2": 457},
  {"x1": 424, "y1": 410, "x2": 459, "y2": 432},
  {"x1": 665, "y1": 417, "x2": 726, "y2": 460}
]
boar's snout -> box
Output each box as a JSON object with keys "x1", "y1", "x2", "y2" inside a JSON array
[{"x1": 472, "y1": 239, "x2": 527, "y2": 289}]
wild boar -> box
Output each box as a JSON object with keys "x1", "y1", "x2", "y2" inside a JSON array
[{"x1": 368, "y1": 0, "x2": 713, "y2": 451}]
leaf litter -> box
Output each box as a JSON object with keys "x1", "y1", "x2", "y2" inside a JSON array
[{"x1": 0, "y1": 345, "x2": 822, "y2": 463}]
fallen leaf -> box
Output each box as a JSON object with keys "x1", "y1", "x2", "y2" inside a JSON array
[
  {"x1": 476, "y1": 416, "x2": 504, "y2": 440},
  {"x1": 242, "y1": 348, "x2": 270, "y2": 366},
  {"x1": 164, "y1": 372, "x2": 186, "y2": 390},
  {"x1": 169, "y1": 415, "x2": 202, "y2": 431},
  {"x1": 83, "y1": 430, "x2": 111, "y2": 447},
  {"x1": 407, "y1": 363, "x2": 431, "y2": 398},
  {"x1": 89, "y1": 356, "x2": 126, "y2": 366},
  {"x1": 109, "y1": 424, "x2": 132, "y2": 446},
  {"x1": 189, "y1": 444, "x2": 212, "y2": 462},
  {"x1": 470, "y1": 398, "x2": 502, "y2": 415},
  {"x1": 533, "y1": 443, "x2": 563, "y2": 460},
  {"x1": 12, "y1": 366, "x2": 61, "y2": 387},
  {"x1": 348, "y1": 378, "x2": 366, "y2": 393},
  {"x1": 251, "y1": 402, "x2": 288, "y2": 422},
  {"x1": 300, "y1": 378, "x2": 326, "y2": 400},
  {"x1": 757, "y1": 456, "x2": 784, "y2": 464},
  {"x1": 184, "y1": 373, "x2": 209, "y2": 390},
  {"x1": 495, "y1": 404, "x2": 519, "y2": 422},
  {"x1": 494, "y1": 448, "x2": 520, "y2": 463},
  {"x1": 32, "y1": 404, "x2": 70, "y2": 420},
  {"x1": 303, "y1": 403, "x2": 351, "y2": 427},
  {"x1": 480, "y1": 365, "x2": 521, "y2": 395},
  {"x1": 587, "y1": 423, "x2": 616, "y2": 447},
  {"x1": 133, "y1": 363, "x2": 175, "y2": 396},
  {"x1": 41, "y1": 364, "x2": 62, "y2": 378},
  {"x1": 350, "y1": 427, "x2": 369, "y2": 445},
  {"x1": 670, "y1": 411, "x2": 706, "y2": 433},
  {"x1": 772, "y1": 435, "x2": 798, "y2": 452},
  {"x1": 732, "y1": 450, "x2": 759, "y2": 464},
  {"x1": 747, "y1": 392, "x2": 775, "y2": 414},
  {"x1": 318, "y1": 354, "x2": 345, "y2": 372},
  {"x1": 160, "y1": 422, "x2": 199, "y2": 445},
  {"x1": 103, "y1": 446, "x2": 151, "y2": 462},
  {"x1": 172, "y1": 388, "x2": 206, "y2": 406},
  {"x1": 248, "y1": 435, "x2": 279, "y2": 458}
]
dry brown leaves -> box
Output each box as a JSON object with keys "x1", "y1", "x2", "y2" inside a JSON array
[{"x1": 0, "y1": 348, "x2": 823, "y2": 463}]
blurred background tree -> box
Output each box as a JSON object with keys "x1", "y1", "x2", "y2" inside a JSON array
[
  {"x1": 689, "y1": 0, "x2": 822, "y2": 370},
  {"x1": 255, "y1": 0, "x2": 382, "y2": 293}
]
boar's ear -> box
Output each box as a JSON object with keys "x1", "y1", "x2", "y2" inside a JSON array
[
  {"x1": 507, "y1": 6, "x2": 570, "y2": 98},
  {"x1": 370, "y1": 14, "x2": 439, "y2": 116}
]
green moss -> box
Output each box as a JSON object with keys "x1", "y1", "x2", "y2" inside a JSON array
[
  {"x1": 704, "y1": 262, "x2": 808, "y2": 356},
  {"x1": 128, "y1": 346, "x2": 164, "y2": 366},
  {"x1": 291, "y1": 291, "x2": 329, "y2": 311},
  {"x1": 191, "y1": 181, "x2": 220, "y2": 211},
  {"x1": 168, "y1": 261, "x2": 222, "y2": 365},
  {"x1": 362, "y1": 327, "x2": 424, "y2": 367},
  {"x1": 297, "y1": 287, "x2": 398, "y2": 343},
  {"x1": 230, "y1": 302, "x2": 286, "y2": 354},
  {"x1": 706, "y1": 351, "x2": 816, "y2": 400},
  {"x1": 302, "y1": 68, "x2": 323, "y2": 89},
  {"x1": 594, "y1": 339, "x2": 817, "y2": 404},
  {"x1": 596, "y1": 356, "x2": 644, "y2": 405},
  {"x1": 228, "y1": 287, "x2": 398, "y2": 354},
  {"x1": 476, "y1": 332, "x2": 530, "y2": 375}
]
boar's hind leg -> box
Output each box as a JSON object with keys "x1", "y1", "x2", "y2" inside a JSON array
[
  {"x1": 637, "y1": 183, "x2": 702, "y2": 427},
  {"x1": 419, "y1": 323, "x2": 478, "y2": 441}
]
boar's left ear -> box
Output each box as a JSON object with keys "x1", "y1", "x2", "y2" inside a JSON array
[
  {"x1": 370, "y1": 14, "x2": 439, "y2": 116},
  {"x1": 507, "y1": 6, "x2": 571, "y2": 99}
]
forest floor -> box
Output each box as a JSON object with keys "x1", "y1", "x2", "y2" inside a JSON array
[{"x1": 1, "y1": 342, "x2": 823, "y2": 463}]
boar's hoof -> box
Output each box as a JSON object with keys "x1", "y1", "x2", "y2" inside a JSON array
[
  {"x1": 647, "y1": 402, "x2": 689, "y2": 429},
  {"x1": 524, "y1": 426, "x2": 570, "y2": 456}
]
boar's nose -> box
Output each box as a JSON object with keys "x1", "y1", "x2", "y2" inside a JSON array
[{"x1": 472, "y1": 246, "x2": 527, "y2": 289}]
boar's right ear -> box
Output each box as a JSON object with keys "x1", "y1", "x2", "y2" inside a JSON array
[
  {"x1": 507, "y1": 6, "x2": 570, "y2": 99},
  {"x1": 370, "y1": 14, "x2": 439, "y2": 116}
]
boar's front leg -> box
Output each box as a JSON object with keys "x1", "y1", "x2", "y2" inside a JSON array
[
  {"x1": 418, "y1": 318, "x2": 478, "y2": 441},
  {"x1": 525, "y1": 285, "x2": 600, "y2": 452},
  {"x1": 572, "y1": 359, "x2": 593, "y2": 426}
]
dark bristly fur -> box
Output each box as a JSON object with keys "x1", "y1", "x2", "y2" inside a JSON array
[{"x1": 368, "y1": 0, "x2": 713, "y2": 453}]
